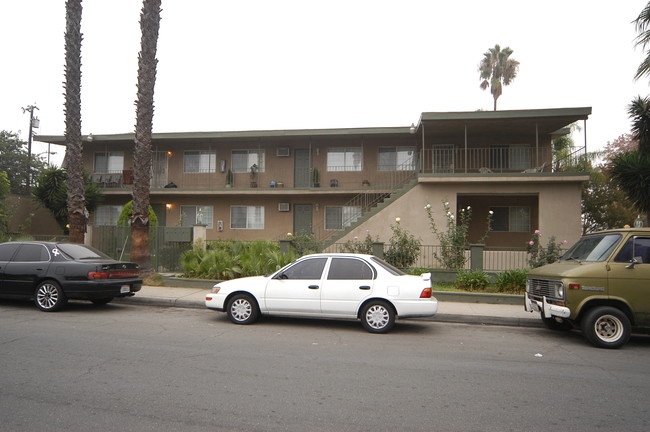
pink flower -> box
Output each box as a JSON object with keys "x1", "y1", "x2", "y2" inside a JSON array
[
  {"x1": 529, "y1": 241, "x2": 535, "y2": 246},
  {"x1": 562, "y1": 240, "x2": 568, "y2": 244},
  {"x1": 534, "y1": 230, "x2": 540, "y2": 235}
]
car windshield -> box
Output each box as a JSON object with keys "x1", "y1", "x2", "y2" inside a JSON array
[
  {"x1": 56, "y1": 243, "x2": 111, "y2": 260},
  {"x1": 370, "y1": 256, "x2": 406, "y2": 275},
  {"x1": 560, "y1": 234, "x2": 622, "y2": 262}
]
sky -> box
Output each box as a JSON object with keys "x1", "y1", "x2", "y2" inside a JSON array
[{"x1": 3, "y1": 0, "x2": 650, "y2": 167}]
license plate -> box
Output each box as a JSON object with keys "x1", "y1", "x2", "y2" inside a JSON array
[{"x1": 120, "y1": 285, "x2": 130, "y2": 294}]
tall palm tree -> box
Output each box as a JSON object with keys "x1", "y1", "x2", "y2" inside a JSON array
[
  {"x1": 130, "y1": 0, "x2": 162, "y2": 274},
  {"x1": 633, "y1": 1, "x2": 650, "y2": 81},
  {"x1": 609, "y1": 96, "x2": 650, "y2": 223},
  {"x1": 479, "y1": 44, "x2": 520, "y2": 111},
  {"x1": 63, "y1": 0, "x2": 86, "y2": 244}
]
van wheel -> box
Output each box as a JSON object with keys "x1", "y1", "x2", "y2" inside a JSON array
[{"x1": 582, "y1": 306, "x2": 631, "y2": 349}]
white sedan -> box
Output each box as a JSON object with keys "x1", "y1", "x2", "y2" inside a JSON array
[{"x1": 205, "y1": 253, "x2": 437, "y2": 333}]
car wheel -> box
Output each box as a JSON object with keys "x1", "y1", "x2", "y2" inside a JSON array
[
  {"x1": 541, "y1": 312, "x2": 573, "y2": 331},
  {"x1": 226, "y1": 294, "x2": 259, "y2": 325},
  {"x1": 91, "y1": 297, "x2": 114, "y2": 306},
  {"x1": 361, "y1": 301, "x2": 395, "y2": 333},
  {"x1": 35, "y1": 280, "x2": 68, "y2": 312},
  {"x1": 582, "y1": 306, "x2": 631, "y2": 349}
]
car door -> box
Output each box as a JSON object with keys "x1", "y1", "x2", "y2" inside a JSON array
[
  {"x1": 3, "y1": 243, "x2": 51, "y2": 296},
  {"x1": 609, "y1": 236, "x2": 650, "y2": 327},
  {"x1": 0, "y1": 243, "x2": 21, "y2": 295},
  {"x1": 264, "y1": 257, "x2": 327, "y2": 315},
  {"x1": 320, "y1": 257, "x2": 375, "y2": 317}
]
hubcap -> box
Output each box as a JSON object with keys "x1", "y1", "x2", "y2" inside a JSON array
[
  {"x1": 37, "y1": 284, "x2": 58, "y2": 309},
  {"x1": 366, "y1": 305, "x2": 389, "y2": 329},
  {"x1": 594, "y1": 314, "x2": 623, "y2": 342},
  {"x1": 231, "y1": 298, "x2": 252, "y2": 321}
]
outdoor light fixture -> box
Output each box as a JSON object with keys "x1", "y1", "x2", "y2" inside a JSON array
[
  {"x1": 87, "y1": 133, "x2": 94, "y2": 142},
  {"x1": 409, "y1": 123, "x2": 416, "y2": 134},
  {"x1": 167, "y1": 151, "x2": 172, "y2": 156},
  {"x1": 165, "y1": 203, "x2": 172, "y2": 209},
  {"x1": 634, "y1": 215, "x2": 644, "y2": 228}
]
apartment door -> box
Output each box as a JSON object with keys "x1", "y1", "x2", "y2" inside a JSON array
[
  {"x1": 294, "y1": 149, "x2": 311, "y2": 187},
  {"x1": 151, "y1": 203, "x2": 166, "y2": 227},
  {"x1": 151, "y1": 151, "x2": 168, "y2": 188},
  {"x1": 294, "y1": 204, "x2": 313, "y2": 236}
]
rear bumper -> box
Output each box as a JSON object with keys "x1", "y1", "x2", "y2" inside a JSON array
[
  {"x1": 394, "y1": 298, "x2": 438, "y2": 319},
  {"x1": 62, "y1": 279, "x2": 143, "y2": 299},
  {"x1": 525, "y1": 295, "x2": 570, "y2": 319}
]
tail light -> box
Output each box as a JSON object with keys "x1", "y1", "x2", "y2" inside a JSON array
[
  {"x1": 88, "y1": 270, "x2": 139, "y2": 279},
  {"x1": 420, "y1": 287, "x2": 432, "y2": 298}
]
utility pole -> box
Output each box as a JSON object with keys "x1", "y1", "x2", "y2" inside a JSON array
[{"x1": 21, "y1": 104, "x2": 39, "y2": 192}]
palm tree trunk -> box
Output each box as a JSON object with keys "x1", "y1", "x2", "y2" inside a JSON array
[
  {"x1": 130, "y1": 0, "x2": 162, "y2": 274},
  {"x1": 63, "y1": 0, "x2": 86, "y2": 244}
]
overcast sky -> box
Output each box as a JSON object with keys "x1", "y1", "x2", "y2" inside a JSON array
[{"x1": 3, "y1": 0, "x2": 650, "y2": 166}]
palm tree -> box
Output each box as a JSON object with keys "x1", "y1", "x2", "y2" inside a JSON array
[
  {"x1": 609, "y1": 96, "x2": 650, "y2": 223},
  {"x1": 634, "y1": 1, "x2": 650, "y2": 81},
  {"x1": 130, "y1": 0, "x2": 162, "y2": 274},
  {"x1": 479, "y1": 44, "x2": 520, "y2": 111},
  {"x1": 63, "y1": 0, "x2": 86, "y2": 244}
]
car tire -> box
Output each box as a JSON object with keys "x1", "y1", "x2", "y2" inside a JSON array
[
  {"x1": 360, "y1": 301, "x2": 395, "y2": 333},
  {"x1": 91, "y1": 297, "x2": 114, "y2": 306},
  {"x1": 35, "y1": 280, "x2": 68, "y2": 312},
  {"x1": 541, "y1": 312, "x2": 573, "y2": 331},
  {"x1": 226, "y1": 294, "x2": 259, "y2": 325},
  {"x1": 582, "y1": 306, "x2": 631, "y2": 349}
]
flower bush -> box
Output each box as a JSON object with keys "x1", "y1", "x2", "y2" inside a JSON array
[
  {"x1": 384, "y1": 218, "x2": 421, "y2": 268},
  {"x1": 341, "y1": 230, "x2": 376, "y2": 254},
  {"x1": 526, "y1": 230, "x2": 567, "y2": 268},
  {"x1": 425, "y1": 201, "x2": 492, "y2": 270}
]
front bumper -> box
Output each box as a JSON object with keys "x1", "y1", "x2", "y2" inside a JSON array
[{"x1": 525, "y1": 295, "x2": 570, "y2": 319}]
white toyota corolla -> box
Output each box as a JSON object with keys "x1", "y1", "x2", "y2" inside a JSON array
[{"x1": 205, "y1": 253, "x2": 437, "y2": 333}]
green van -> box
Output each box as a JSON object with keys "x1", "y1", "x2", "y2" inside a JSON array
[{"x1": 525, "y1": 228, "x2": 650, "y2": 349}]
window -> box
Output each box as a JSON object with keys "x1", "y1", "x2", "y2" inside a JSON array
[
  {"x1": 230, "y1": 206, "x2": 264, "y2": 229},
  {"x1": 0, "y1": 243, "x2": 20, "y2": 261},
  {"x1": 94, "y1": 205, "x2": 123, "y2": 226},
  {"x1": 613, "y1": 237, "x2": 650, "y2": 263},
  {"x1": 13, "y1": 244, "x2": 49, "y2": 262},
  {"x1": 489, "y1": 206, "x2": 531, "y2": 232},
  {"x1": 232, "y1": 150, "x2": 265, "y2": 173},
  {"x1": 181, "y1": 205, "x2": 214, "y2": 229},
  {"x1": 378, "y1": 147, "x2": 417, "y2": 171},
  {"x1": 184, "y1": 151, "x2": 216, "y2": 173},
  {"x1": 325, "y1": 206, "x2": 361, "y2": 230},
  {"x1": 327, "y1": 258, "x2": 374, "y2": 280},
  {"x1": 280, "y1": 257, "x2": 327, "y2": 279},
  {"x1": 94, "y1": 152, "x2": 124, "y2": 173},
  {"x1": 327, "y1": 147, "x2": 362, "y2": 171}
]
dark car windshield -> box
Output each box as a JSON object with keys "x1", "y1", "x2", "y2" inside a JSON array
[
  {"x1": 560, "y1": 234, "x2": 622, "y2": 262},
  {"x1": 55, "y1": 243, "x2": 111, "y2": 260}
]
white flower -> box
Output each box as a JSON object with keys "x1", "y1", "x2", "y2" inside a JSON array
[
  {"x1": 489, "y1": 210, "x2": 494, "y2": 215},
  {"x1": 450, "y1": 214, "x2": 455, "y2": 220},
  {"x1": 467, "y1": 206, "x2": 471, "y2": 210},
  {"x1": 444, "y1": 201, "x2": 449, "y2": 206},
  {"x1": 425, "y1": 204, "x2": 431, "y2": 209},
  {"x1": 395, "y1": 217, "x2": 401, "y2": 223}
]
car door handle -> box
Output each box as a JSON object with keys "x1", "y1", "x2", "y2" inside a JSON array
[
  {"x1": 308, "y1": 285, "x2": 319, "y2": 290},
  {"x1": 359, "y1": 285, "x2": 371, "y2": 290}
]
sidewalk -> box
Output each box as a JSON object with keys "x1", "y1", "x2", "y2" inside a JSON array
[{"x1": 115, "y1": 285, "x2": 542, "y2": 328}]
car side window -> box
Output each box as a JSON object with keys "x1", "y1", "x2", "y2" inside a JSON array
[
  {"x1": 281, "y1": 258, "x2": 327, "y2": 280},
  {"x1": 327, "y1": 258, "x2": 374, "y2": 280},
  {"x1": 614, "y1": 237, "x2": 650, "y2": 263},
  {"x1": 12, "y1": 244, "x2": 50, "y2": 262},
  {"x1": 0, "y1": 243, "x2": 20, "y2": 261}
]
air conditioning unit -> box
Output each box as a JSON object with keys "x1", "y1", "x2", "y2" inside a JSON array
[
  {"x1": 278, "y1": 202, "x2": 290, "y2": 212},
  {"x1": 276, "y1": 147, "x2": 290, "y2": 157}
]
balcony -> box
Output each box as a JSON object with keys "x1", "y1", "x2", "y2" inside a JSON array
[{"x1": 421, "y1": 146, "x2": 553, "y2": 174}]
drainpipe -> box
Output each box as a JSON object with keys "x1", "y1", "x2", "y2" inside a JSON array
[
  {"x1": 535, "y1": 123, "x2": 539, "y2": 166},
  {"x1": 464, "y1": 124, "x2": 468, "y2": 173}
]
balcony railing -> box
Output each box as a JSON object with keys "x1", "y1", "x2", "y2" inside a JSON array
[{"x1": 421, "y1": 146, "x2": 552, "y2": 174}]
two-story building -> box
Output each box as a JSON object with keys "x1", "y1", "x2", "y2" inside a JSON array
[{"x1": 36, "y1": 107, "x2": 591, "y2": 249}]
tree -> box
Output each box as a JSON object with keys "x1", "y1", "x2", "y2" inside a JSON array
[
  {"x1": 32, "y1": 167, "x2": 101, "y2": 233},
  {"x1": 609, "y1": 97, "x2": 650, "y2": 224},
  {"x1": 0, "y1": 171, "x2": 10, "y2": 235},
  {"x1": 0, "y1": 131, "x2": 46, "y2": 195},
  {"x1": 479, "y1": 44, "x2": 520, "y2": 111},
  {"x1": 130, "y1": 0, "x2": 162, "y2": 274},
  {"x1": 602, "y1": 133, "x2": 638, "y2": 164},
  {"x1": 634, "y1": 1, "x2": 650, "y2": 81},
  {"x1": 63, "y1": 0, "x2": 86, "y2": 244}
]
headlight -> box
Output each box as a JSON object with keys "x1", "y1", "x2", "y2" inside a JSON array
[
  {"x1": 211, "y1": 286, "x2": 221, "y2": 294},
  {"x1": 555, "y1": 282, "x2": 565, "y2": 299},
  {"x1": 526, "y1": 279, "x2": 531, "y2": 293}
]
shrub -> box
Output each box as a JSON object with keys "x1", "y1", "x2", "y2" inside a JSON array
[
  {"x1": 526, "y1": 230, "x2": 567, "y2": 268},
  {"x1": 494, "y1": 269, "x2": 527, "y2": 293},
  {"x1": 455, "y1": 269, "x2": 490, "y2": 290},
  {"x1": 341, "y1": 231, "x2": 376, "y2": 254},
  {"x1": 384, "y1": 218, "x2": 421, "y2": 268}
]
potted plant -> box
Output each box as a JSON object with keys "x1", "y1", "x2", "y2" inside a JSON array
[
  {"x1": 362, "y1": 179, "x2": 370, "y2": 187},
  {"x1": 250, "y1": 164, "x2": 258, "y2": 188},
  {"x1": 312, "y1": 168, "x2": 320, "y2": 187},
  {"x1": 225, "y1": 169, "x2": 233, "y2": 188}
]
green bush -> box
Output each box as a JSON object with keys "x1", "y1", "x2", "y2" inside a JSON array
[
  {"x1": 455, "y1": 269, "x2": 490, "y2": 290},
  {"x1": 384, "y1": 219, "x2": 421, "y2": 268},
  {"x1": 494, "y1": 269, "x2": 527, "y2": 293}
]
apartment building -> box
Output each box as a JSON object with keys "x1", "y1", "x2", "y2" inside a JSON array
[{"x1": 36, "y1": 107, "x2": 591, "y2": 248}]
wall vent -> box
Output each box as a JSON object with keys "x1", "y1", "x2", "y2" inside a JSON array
[
  {"x1": 276, "y1": 147, "x2": 290, "y2": 157},
  {"x1": 278, "y1": 202, "x2": 290, "y2": 212}
]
